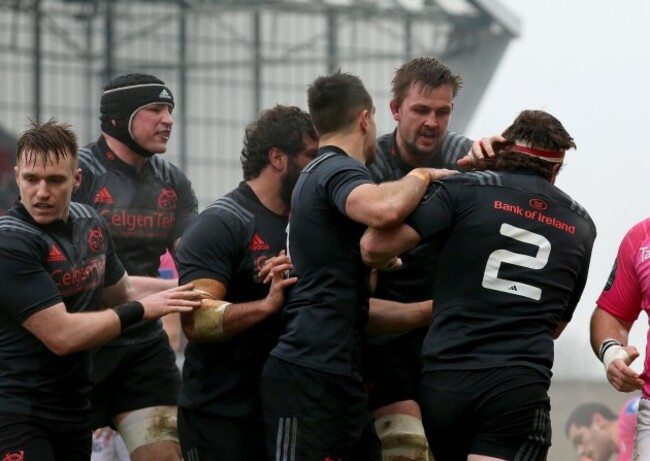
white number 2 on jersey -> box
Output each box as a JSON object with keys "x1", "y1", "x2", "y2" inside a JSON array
[{"x1": 481, "y1": 223, "x2": 551, "y2": 300}]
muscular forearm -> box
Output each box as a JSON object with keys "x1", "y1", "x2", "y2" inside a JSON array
[
  {"x1": 125, "y1": 276, "x2": 177, "y2": 300},
  {"x1": 366, "y1": 298, "x2": 432, "y2": 335},
  {"x1": 23, "y1": 303, "x2": 122, "y2": 356},
  {"x1": 347, "y1": 171, "x2": 429, "y2": 229},
  {"x1": 185, "y1": 298, "x2": 274, "y2": 342},
  {"x1": 590, "y1": 307, "x2": 633, "y2": 356}
]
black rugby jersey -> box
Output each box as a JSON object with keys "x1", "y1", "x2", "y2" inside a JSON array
[
  {"x1": 73, "y1": 136, "x2": 198, "y2": 343},
  {"x1": 0, "y1": 203, "x2": 124, "y2": 422},
  {"x1": 74, "y1": 136, "x2": 197, "y2": 277},
  {"x1": 176, "y1": 182, "x2": 289, "y2": 418},
  {"x1": 368, "y1": 130, "x2": 472, "y2": 303},
  {"x1": 405, "y1": 170, "x2": 596, "y2": 378},
  {"x1": 270, "y1": 147, "x2": 374, "y2": 381}
]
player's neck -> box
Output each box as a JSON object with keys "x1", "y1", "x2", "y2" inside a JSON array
[
  {"x1": 247, "y1": 174, "x2": 289, "y2": 217},
  {"x1": 103, "y1": 134, "x2": 149, "y2": 171},
  {"x1": 319, "y1": 133, "x2": 367, "y2": 165}
]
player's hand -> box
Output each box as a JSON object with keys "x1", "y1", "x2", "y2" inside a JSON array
[
  {"x1": 260, "y1": 250, "x2": 292, "y2": 284},
  {"x1": 263, "y1": 262, "x2": 297, "y2": 314},
  {"x1": 140, "y1": 283, "x2": 202, "y2": 320},
  {"x1": 457, "y1": 134, "x2": 506, "y2": 168},
  {"x1": 421, "y1": 168, "x2": 459, "y2": 183},
  {"x1": 93, "y1": 426, "x2": 116, "y2": 447},
  {"x1": 377, "y1": 256, "x2": 403, "y2": 272},
  {"x1": 606, "y1": 345, "x2": 644, "y2": 392}
]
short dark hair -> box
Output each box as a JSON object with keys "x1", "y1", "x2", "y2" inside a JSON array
[
  {"x1": 481, "y1": 110, "x2": 576, "y2": 180},
  {"x1": 16, "y1": 118, "x2": 78, "y2": 169},
  {"x1": 391, "y1": 56, "x2": 463, "y2": 106},
  {"x1": 241, "y1": 105, "x2": 317, "y2": 180},
  {"x1": 307, "y1": 71, "x2": 373, "y2": 137},
  {"x1": 565, "y1": 402, "x2": 617, "y2": 436}
]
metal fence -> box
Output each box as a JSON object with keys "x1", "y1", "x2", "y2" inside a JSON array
[{"x1": 0, "y1": 0, "x2": 518, "y2": 207}]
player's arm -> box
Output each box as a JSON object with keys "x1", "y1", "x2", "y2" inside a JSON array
[
  {"x1": 553, "y1": 321, "x2": 568, "y2": 339},
  {"x1": 182, "y1": 262, "x2": 296, "y2": 342},
  {"x1": 107, "y1": 274, "x2": 177, "y2": 303},
  {"x1": 22, "y1": 282, "x2": 200, "y2": 356},
  {"x1": 366, "y1": 298, "x2": 432, "y2": 335},
  {"x1": 345, "y1": 168, "x2": 456, "y2": 229},
  {"x1": 590, "y1": 307, "x2": 643, "y2": 392},
  {"x1": 361, "y1": 223, "x2": 421, "y2": 268}
]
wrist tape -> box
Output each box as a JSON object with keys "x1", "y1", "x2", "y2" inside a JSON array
[
  {"x1": 113, "y1": 301, "x2": 145, "y2": 331},
  {"x1": 407, "y1": 168, "x2": 430, "y2": 185},
  {"x1": 599, "y1": 339, "x2": 631, "y2": 370}
]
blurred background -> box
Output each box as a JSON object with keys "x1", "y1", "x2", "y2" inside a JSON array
[{"x1": 1, "y1": 1, "x2": 647, "y2": 459}]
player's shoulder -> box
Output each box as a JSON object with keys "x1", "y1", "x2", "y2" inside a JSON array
[
  {"x1": 547, "y1": 185, "x2": 595, "y2": 230},
  {"x1": 202, "y1": 190, "x2": 255, "y2": 227},
  {"x1": 623, "y1": 218, "x2": 650, "y2": 240},
  {"x1": 68, "y1": 201, "x2": 103, "y2": 222},
  {"x1": 0, "y1": 214, "x2": 42, "y2": 237},
  {"x1": 0, "y1": 212, "x2": 45, "y2": 258},
  {"x1": 442, "y1": 170, "x2": 503, "y2": 188},
  {"x1": 78, "y1": 143, "x2": 105, "y2": 177},
  {"x1": 148, "y1": 155, "x2": 189, "y2": 185}
]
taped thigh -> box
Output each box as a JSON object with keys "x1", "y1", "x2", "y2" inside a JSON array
[
  {"x1": 375, "y1": 413, "x2": 432, "y2": 461},
  {"x1": 115, "y1": 405, "x2": 178, "y2": 453}
]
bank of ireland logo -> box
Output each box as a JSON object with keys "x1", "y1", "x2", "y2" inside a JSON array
[
  {"x1": 88, "y1": 226, "x2": 104, "y2": 253},
  {"x1": 158, "y1": 189, "x2": 177, "y2": 210}
]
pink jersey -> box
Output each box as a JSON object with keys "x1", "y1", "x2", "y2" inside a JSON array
[
  {"x1": 158, "y1": 250, "x2": 178, "y2": 280},
  {"x1": 597, "y1": 218, "x2": 650, "y2": 397},
  {"x1": 617, "y1": 396, "x2": 639, "y2": 461}
]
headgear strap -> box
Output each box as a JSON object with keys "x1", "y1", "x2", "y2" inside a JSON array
[
  {"x1": 510, "y1": 143, "x2": 565, "y2": 163},
  {"x1": 100, "y1": 83, "x2": 174, "y2": 158}
]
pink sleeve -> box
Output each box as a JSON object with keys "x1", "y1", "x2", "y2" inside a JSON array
[{"x1": 596, "y1": 221, "x2": 649, "y2": 322}]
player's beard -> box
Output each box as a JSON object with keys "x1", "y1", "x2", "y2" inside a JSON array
[{"x1": 280, "y1": 156, "x2": 301, "y2": 208}]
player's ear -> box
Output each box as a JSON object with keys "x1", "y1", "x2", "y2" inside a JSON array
[
  {"x1": 268, "y1": 147, "x2": 286, "y2": 171},
  {"x1": 72, "y1": 168, "x2": 82, "y2": 191},
  {"x1": 389, "y1": 99, "x2": 400, "y2": 121}
]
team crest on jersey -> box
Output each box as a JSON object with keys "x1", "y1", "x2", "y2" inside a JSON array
[
  {"x1": 2, "y1": 450, "x2": 24, "y2": 461},
  {"x1": 88, "y1": 226, "x2": 104, "y2": 253},
  {"x1": 528, "y1": 198, "x2": 548, "y2": 210},
  {"x1": 158, "y1": 188, "x2": 177, "y2": 210}
]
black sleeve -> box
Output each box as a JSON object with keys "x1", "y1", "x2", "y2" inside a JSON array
[
  {"x1": 102, "y1": 221, "x2": 126, "y2": 287},
  {"x1": 405, "y1": 181, "x2": 455, "y2": 240},
  {"x1": 175, "y1": 211, "x2": 246, "y2": 286},
  {"x1": 0, "y1": 235, "x2": 62, "y2": 323}
]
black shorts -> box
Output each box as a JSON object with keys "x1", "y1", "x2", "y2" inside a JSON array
[
  {"x1": 261, "y1": 356, "x2": 381, "y2": 461},
  {"x1": 178, "y1": 407, "x2": 266, "y2": 461},
  {"x1": 363, "y1": 328, "x2": 426, "y2": 410},
  {"x1": 0, "y1": 412, "x2": 91, "y2": 461},
  {"x1": 90, "y1": 334, "x2": 181, "y2": 428},
  {"x1": 420, "y1": 367, "x2": 551, "y2": 461}
]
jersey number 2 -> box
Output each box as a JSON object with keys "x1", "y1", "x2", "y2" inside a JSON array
[{"x1": 481, "y1": 223, "x2": 550, "y2": 300}]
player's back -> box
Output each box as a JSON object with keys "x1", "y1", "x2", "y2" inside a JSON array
[{"x1": 418, "y1": 170, "x2": 596, "y2": 376}]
